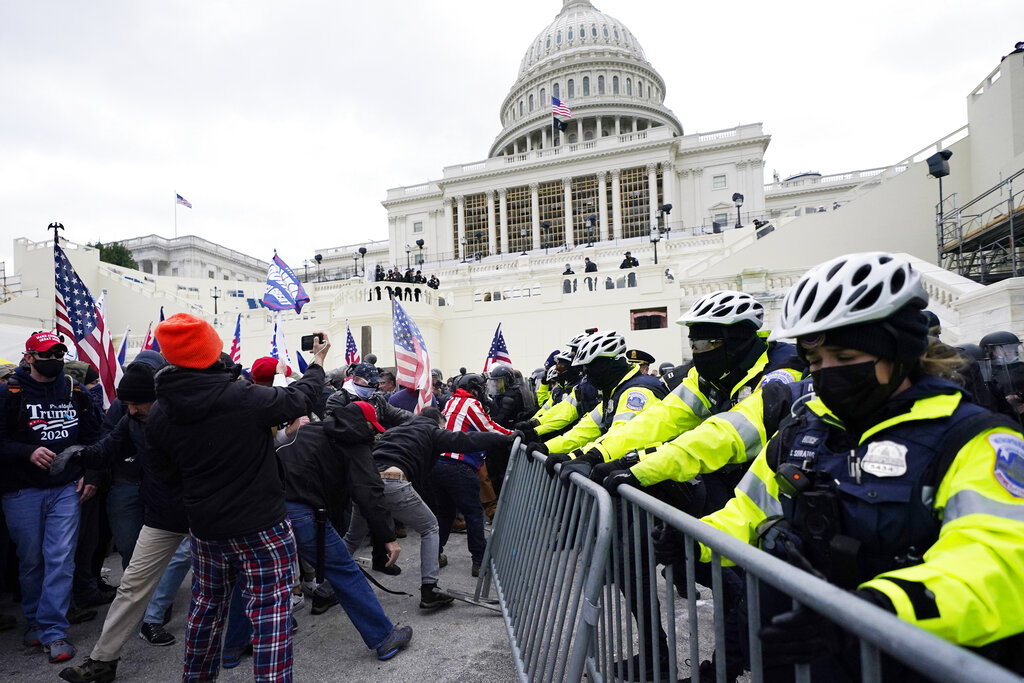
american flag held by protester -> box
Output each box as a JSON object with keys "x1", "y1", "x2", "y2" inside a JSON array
[
  {"x1": 483, "y1": 323, "x2": 512, "y2": 372},
  {"x1": 229, "y1": 313, "x2": 242, "y2": 363},
  {"x1": 345, "y1": 320, "x2": 361, "y2": 365},
  {"x1": 392, "y1": 300, "x2": 432, "y2": 413},
  {"x1": 53, "y1": 243, "x2": 122, "y2": 407}
]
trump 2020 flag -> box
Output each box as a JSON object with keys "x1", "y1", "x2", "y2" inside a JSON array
[
  {"x1": 262, "y1": 253, "x2": 310, "y2": 314},
  {"x1": 54, "y1": 244, "x2": 122, "y2": 408},
  {"x1": 392, "y1": 300, "x2": 432, "y2": 414},
  {"x1": 345, "y1": 320, "x2": 360, "y2": 365},
  {"x1": 483, "y1": 323, "x2": 513, "y2": 373},
  {"x1": 229, "y1": 313, "x2": 242, "y2": 364}
]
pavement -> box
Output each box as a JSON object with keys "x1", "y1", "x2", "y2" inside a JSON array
[{"x1": 0, "y1": 525, "x2": 516, "y2": 682}]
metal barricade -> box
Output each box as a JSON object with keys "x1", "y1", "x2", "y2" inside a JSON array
[{"x1": 478, "y1": 445, "x2": 1022, "y2": 683}]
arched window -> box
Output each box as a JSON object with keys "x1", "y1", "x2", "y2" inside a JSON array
[
  {"x1": 540, "y1": 87, "x2": 546, "y2": 104},
  {"x1": 568, "y1": 29, "x2": 573, "y2": 40},
  {"x1": 603, "y1": 26, "x2": 609, "y2": 37},
  {"x1": 614, "y1": 28, "x2": 619, "y2": 40},
  {"x1": 584, "y1": 131, "x2": 593, "y2": 141},
  {"x1": 580, "y1": 25, "x2": 585, "y2": 39},
  {"x1": 626, "y1": 78, "x2": 632, "y2": 96},
  {"x1": 598, "y1": 75, "x2": 605, "y2": 94},
  {"x1": 569, "y1": 134, "x2": 577, "y2": 143},
  {"x1": 567, "y1": 79, "x2": 574, "y2": 98},
  {"x1": 592, "y1": 25, "x2": 598, "y2": 37},
  {"x1": 637, "y1": 81, "x2": 643, "y2": 98},
  {"x1": 553, "y1": 83, "x2": 560, "y2": 100},
  {"x1": 612, "y1": 76, "x2": 619, "y2": 94},
  {"x1": 546, "y1": 37, "x2": 551, "y2": 49},
  {"x1": 583, "y1": 76, "x2": 590, "y2": 96},
  {"x1": 529, "y1": 94, "x2": 534, "y2": 111},
  {"x1": 556, "y1": 31, "x2": 562, "y2": 45},
  {"x1": 519, "y1": 100, "x2": 524, "y2": 116}
]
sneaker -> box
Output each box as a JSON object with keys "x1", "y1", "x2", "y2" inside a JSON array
[
  {"x1": 471, "y1": 563, "x2": 481, "y2": 577},
  {"x1": 0, "y1": 613, "x2": 16, "y2": 632},
  {"x1": 139, "y1": 622, "x2": 175, "y2": 646},
  {"x1": 437, "y1": 553, "x2": 448, "y2": 568},
  {"x1": 67, "y1": 606, "x2": 97, "y2": 625},
  {"x1": 372, "y1": 562, "x2": 402, "y2": 576},
  {"x1": 375, "y1": 624, "x2": 412, "y2": 661},
  {"x1": 290, "y1": 591, "x2": 305, "y2": 612},
  {"x1": 419, "y1": 584, "x2": 455, "y2": 610},
  {"x1": 45, "y1": 638, "x2": 76, "y2": 663},
  {"x1": 310, "y1": 592, "x2": 339, "y2": 616},
  {"x1": 59, "y1": 657, "x2": 118, "y2": 683},
  {"x1": 222, "y1": 643, "x2": 252, "y2": 670},
  {"x1": 23, "y1": 623, "x2": 41, "y2": 647}
]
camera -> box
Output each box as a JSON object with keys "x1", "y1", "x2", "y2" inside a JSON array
[{"x1": 300, "y1": 334, "x2": 323, "y2": 352}]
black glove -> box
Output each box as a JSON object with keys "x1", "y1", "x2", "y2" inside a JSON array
[
  {"x1": 514, "y1": 419, "x2": 539, "y2": 432},
  {"x1": 509, "y1": 430, "x2": 527, "y2": 445},
  {"x1": 590, "y1": 458, "x2": 629, "y2": 485},
  {"x1": 514, "y1": 420, "x2": 539, "y2": 442},
  {"x1": 759, "y1": 605, "x2": 845, "y2": 667},
  {"x1": 650, "y1": 520, "x2": 688, "y2": 566},
  {"x1": 527, "y1": 441, "x2": 549, "y2": 457},
  {"x1": 602, "y1": 469, "x2": 640, "y2": 497},
  {"x1": 543, "y1": 452, "x2": 571, "y2": 477},
  {"x1": 49, "y1": 445, "x2": 85, "y2": 476},
  {"x1": 558, "y1": 460, "x2": 594, "y2": 487}
]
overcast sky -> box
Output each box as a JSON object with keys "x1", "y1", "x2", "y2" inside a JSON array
[{"x1": 2, "y1": 1, "x2": 1021, "y2": 273}]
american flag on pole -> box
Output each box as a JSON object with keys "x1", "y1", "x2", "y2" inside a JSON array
[
  {"x1": 176, "y1": 193, "x2": 192, "y2": 209},
  {"x1": 345, "y1": 320, "x2": 360, "y2": 365},
  {"x1": 142, "y1": 307, "x2": 165, "y2": 352},
  {"x1": 483, "y1": 323, "x2": 513, "y2": 373},
  {"x1": 229, "y1": 313, "x2": 242, "y2": 364},
  {"x1": 552, "y1": 96, "x2": 571, "y2": 119},
  {"x1": 392, "y1": 300, "x2": 432, "y2": 414},
  {"x1": 54, "y1": 244, "x2": 122, "y2": 408}
]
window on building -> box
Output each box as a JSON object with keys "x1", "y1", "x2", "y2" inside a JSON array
[
  {"x1": 553, "y1": 83, "x2": 560, "y2": 100},
  {"x1": 556, "y1": 31, "x2": 562, "y2": 45},
  {"x1": 626, "y1": 78, "x2": 632, "y2": 96},
  {"x1": 713, "y1": 175, "x2": 727, "y2": 189},
  {"x1": 529, "y1": 94, "x2": 534, "y2": 111},
  {"x1": 592, "y1": 25, "x2": 598, "y2": 37},
  {"x1": 413, "y1": 221, "x2": 423, "y2": 233},
  {"x1": 584, "y1": 131, "x2": 593, "y2": 141},
  {"x1": 538, "y1": 180, "x2": 566, "y2": 250},
  {"x1": 464, "y1": 193, "x2": 490, "y2": 258},
  {"x1": 619, "y1": 166, "x2": 651, "y2": 238},
  {"x1": 519, "y1": 101, "x2": 524, "y2": 116},
  {"x1": 630, "y1": 307, "x2": 668, "y2": 330},
  {"x1": 583, "y1": 76, "x2": 590, "y2": 96},
  {"x1": 613, "y1": 76, "x2": 619, "y2": 94},
  {"x1": 568, "y1": 28, "x2": 573, "y2": 40},
  {"x1": 603, "y1": 26, "x2": 609, "y2": 37},
  {"x1": 567, "y1": 79, "x2": 574, "y2": 98},
  {"x1": 540, "y1": 87, "x2": 546, "y2": 104},
  {"x1": 637, "y1": 81, "x2": 643, "y2": 98},
  {"x1": 598, "y1": 75, "x2": 605, "y2": 94},
  {"x1": 507, "y1": 185, "x2": 532, "y2": 253},
  {"x1": 714, "y1": 212, "x2": 729, "y2": 228},
  {"x1": 569, "y1": 133, "x2": 577, "y2": 143},
  {"x1": 208, "y1": 270, "x2": 215, "y2": 279}
]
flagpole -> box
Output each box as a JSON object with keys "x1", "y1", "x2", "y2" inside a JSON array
[{"x1": 174, "y1": 191, "x2": 177, "y2": 239}]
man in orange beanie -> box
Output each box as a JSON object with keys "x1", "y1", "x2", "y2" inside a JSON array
[{"x1": 145, "y1": 314, "x2": 331, "y2": 683}]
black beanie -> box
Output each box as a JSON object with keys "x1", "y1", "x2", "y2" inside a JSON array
[
  {"x1": 117, "y1": 363, "x2": 156, "y2": 403},
  {"x1": 803, "y1": 305, "x2": 929, "y2": 363}
]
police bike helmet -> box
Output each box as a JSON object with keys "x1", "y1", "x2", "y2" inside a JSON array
[
  {"x1": 572, "y1": 330, "x2": 627, "y2": 366},
  {"x1": 658, "y1": 361, "x2": 676, "y2": 375},
  {"x1": 453, "y1": 372, "x2": 488, "y2": 400},
  {"x1": 487, "y1": 363, "x2": 517, "y2": 395},
  {"x1": 771, "y1": 252, "x2": 928, "y2": 344},
  {"x1": 676, "y1": 290, "x2": 765, "y2": 329},
  {"x1": 551, "y1": 349, "x2": 582, "y2": 387}
]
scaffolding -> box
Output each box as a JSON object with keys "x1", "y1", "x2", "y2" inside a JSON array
[{"x1": 938, "y1": 167, "x2": 1024, "y2": 283}]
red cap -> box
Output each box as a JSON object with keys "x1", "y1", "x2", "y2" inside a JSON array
[
  {"x1": 250, "y1": 356, "x2": 291, "y2": 385},
  {"x1": 351, "y1": 400, "x2": 385, "y2": 433},
  {"x1": 26, "y1": 331, "x2": 68, "y2": 354}
]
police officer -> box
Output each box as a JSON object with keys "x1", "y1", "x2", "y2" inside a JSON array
[
  {"x1": 516, "y1": 332, "x2": 600, "y2": 441},
  {"x1": 692, "y1": 252, "x2": 1024, "y2": 678},
  {"x1": 981, "y1": 331, "x2": 1024, "y2": 422},
  {"x1": 625, "y1": 348, "x2": 656, "y2": 375}
]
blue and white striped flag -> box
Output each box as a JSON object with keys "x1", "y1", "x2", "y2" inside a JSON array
[{"x1": 261, "y1": 253, "x2": 310, "y2": 314}]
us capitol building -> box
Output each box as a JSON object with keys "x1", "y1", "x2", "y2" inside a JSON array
[{"x1": 2, "y1": 1, "x2": 1022, "y2": 374}]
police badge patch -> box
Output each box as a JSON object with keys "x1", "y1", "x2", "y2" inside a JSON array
[
  {"x1": 759, "y1": 370, "x2": 796, "y2": 386},
  {"x1": 990, "y1": 433, "x2": 1024, "y2": 498},
  {"x1": 625, "y1": 390, "x2": 647, "y2": 412},
  {"x1": 861, "y1": 441, "x2": 909, "y2": 478}
]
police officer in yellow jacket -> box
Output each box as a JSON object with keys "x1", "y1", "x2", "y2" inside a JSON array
[
  {"x1": 686, "y1": 252, "x2": 1024, "y2": 678},
  {"x1": 518, "y1": 332, "x2": 601, "y2": 440}
]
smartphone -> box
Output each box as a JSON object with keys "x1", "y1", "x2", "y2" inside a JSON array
[{"x1": 300, "y1": 334, "x2": 322, "y2": 351}]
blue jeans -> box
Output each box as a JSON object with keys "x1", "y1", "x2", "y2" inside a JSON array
[
  {"x1": 222, "y1": 579, "x2": 249, "y2": 656},
  {"x1": 143, "y1": 536, "x2": 190, "y2": 624},
  {"x1": 431, "y1": 459, "x2": 486, "y2": 564},
  {"x1": 2, "y1": 483, "x2": 80, "y2": 644},
  {"x1": 286, "y1": 502, "x2": 393, "y2": 649},
  {"x1": 107, "y1": 483, "x2": 144, "y2": 569}
]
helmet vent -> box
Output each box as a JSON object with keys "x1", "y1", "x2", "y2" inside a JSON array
[
  {"x1": 827, "y1": 261, "x2": 846, "y2": 280},
  {"x1": 852, "y1": 283, "x2": 883, "y2": 311},
  {"x1": 890, "y1": 268, "x2": 906, "y2": 292},
  {"x1": 815, "y1": 287, "x2": 842, "y2": 321},
  {"x1": 800, "y1": 284, "x2": 818, "y2": 317},
  {"x1": 851, "y1": 264, "x2": 871, "y2": 286}
]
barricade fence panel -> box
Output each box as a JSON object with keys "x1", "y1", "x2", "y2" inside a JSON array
[{"x1": 478, "y1": 445, "x2": 1020, "y2": 683}]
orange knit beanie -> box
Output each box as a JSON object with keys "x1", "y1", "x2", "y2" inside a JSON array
[{"x1": 155, "y1": 313, "x2": 223, "y2": 369}]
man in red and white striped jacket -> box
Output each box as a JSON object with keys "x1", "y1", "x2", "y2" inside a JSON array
[{"x1": 432, "y1": 374, "x2": 510, "y2": 576}]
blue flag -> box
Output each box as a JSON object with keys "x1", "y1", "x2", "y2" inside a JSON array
[{"x1": 261, "y1": 253, "x2": 310, "y2": 314}]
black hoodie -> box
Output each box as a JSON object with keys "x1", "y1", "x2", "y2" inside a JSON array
[{"x1": 146, "y1": 362, "x2": 324, "y2": 540}]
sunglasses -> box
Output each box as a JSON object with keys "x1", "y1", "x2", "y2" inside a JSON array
[
  {"x1": 689, "y1": 339, "x2": 724, "y2": 353},
  {"x1": 31, "y1": 350, "x2": 65, "y2": 360}
]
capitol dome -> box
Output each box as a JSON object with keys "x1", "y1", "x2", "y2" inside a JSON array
[{"x1": 489, "y1": 0, "x2": 682, "y2": 158}]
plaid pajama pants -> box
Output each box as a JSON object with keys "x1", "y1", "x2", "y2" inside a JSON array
[{"x1": 183, "y1": 519, "x2": 296, "y2": 683}]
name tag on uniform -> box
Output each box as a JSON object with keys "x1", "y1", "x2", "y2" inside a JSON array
[{"x1": 861, "y1": 441, "x2": 908, "y2": 477}]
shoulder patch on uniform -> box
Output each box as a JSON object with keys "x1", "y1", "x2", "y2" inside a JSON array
[
  {"x1": 991, "y1": 432, "x2": 1024, "y2": 498},
  {"x1": 862, "y1": 441, "x2": 908, "y2": 478},
  {"x1": 625, "y1": 390, "x2": 648, "y2": 412},
  {"x1": 759, "y1": 370, "x2": 795, "y2": 387}
]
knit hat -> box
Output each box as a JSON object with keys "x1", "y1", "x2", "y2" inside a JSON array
[
  {"x1": 801, "y1": 305, "x2": 930, "y2": 363},
  {"x1": 250, "y1": 356, "x2": 290, "y2": 385},
  {"x1": 132, "y1": 349, "x2": 166, "y2": 370},
  {"x1": 349, "y1": 400, "x2": 385, "y2": 433},
  {"x1": 83, "y1": 364, "x2": 100, "y2": 386},
  {"x1": 155, "y1": 313, "x2": 223, "y2": 369},
  {"x1": 117, "y1": 362, "x2": 156, "y2": 403}
]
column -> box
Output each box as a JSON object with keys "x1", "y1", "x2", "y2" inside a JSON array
[
  {"x1": 576, "y1": 119, "x2": 583, "y2": 142},
  {"x1": 456, "y1": 195, "x2": 466, "y2": 260},
  {"x1": 563, "y1": 177, "x2": 575, "y2": 248},
  {"x1": 486, "y1": 190, "x2": 496, "y2": 255},
  {"x1": 614, "y1": 116, "x2": 621, "y2": 136},
  {"x1": 611, "y1": 170, "x2": 623, "y2": 240},
  {"x1": 692, "y1": 168, "x2": 704, "y2": 228},
  {"x1": 735, "y1": 160, "x2": 748, "y2": 222},
  {"x1": 662, "y1": 161, "x2": 676, "y2": 234},
  {"x1": 542, "y1": 127, "x2": 548, "y2": 150},
  {"x1": 442, "y1": 198, "x2": 453, "y2": 255},
  {"x1": 530, "y1": 182, "x2": 540, "y2": 249},
  {"x1": 513, "y1": 139, "x2": 520, "y2": 155},
  {"x1": 499, "y1": 188, "x2": 509, "y2": 255},
  {"x1": 647, "y1": 163, "x2": 659, "y2": 231},
  {"x1": 678, "y1": 169, "x2": 691, "y2": 230},
  {"x1": 597, "y1": 172, "x2": 608, "y2": 242}
]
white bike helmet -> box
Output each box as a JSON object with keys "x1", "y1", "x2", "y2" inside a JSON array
[
  {"x1": 771, "y1": 252, "x2": 928, "y2": 341},
  {"x1": 566, "y1": 331, "x2": 590, "y2": 355},
  {"x1": 572, "y1": 330, "x2": 627, "y2": 366},
  {"x1": 676, "y1": 291, "x2": 764, "y2": 329}
]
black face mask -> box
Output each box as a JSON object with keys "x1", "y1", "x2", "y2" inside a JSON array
[
  {"x1": 33, "y1": 359, "x2": 64, "y2": 379},
  {"x1": 692, "y1": 346, "x2": 733, "y2": 383},
  {"x1": 585, "y1": 358, "x2": 627, "y2": 393},
  {"x1": 811, "y1": 360, "x2": 897, "y2": 429}
]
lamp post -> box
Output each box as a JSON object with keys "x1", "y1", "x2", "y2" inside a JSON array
[
  {"x1": 540, "y1": 220, "x2": 552, "y2": 255},
  {"x1": 210, "y1": 286, "x2": 220, "y2": 315},
  {"x1": 584, "y1": 215, "x2": 597, "y2": 247},
  {"x1": 459, "y1": 236, "x2": 467, "y2": 263},
  {"x1": 303, "y1": 259, "x2": 309, "y2": 282},
  {"x1": 519, "y1": 228, "x2": 528, "y2": 255},
  {"x1": 358, "y1": 246, "x2": 367, "y2": 276},
  {"x1": 650, "y1": 225, "x2": 661, "y2": 265},
  {"x1": 732, "y1": 193, "x2": 744, "y2": 229},
  {"x1": 415, "y1": 238, "x2": 425, "y2": 265},
  {"x1": 658, "y1": 204, "x2": 672, "y2": 239},
  {"x1": 353, "y1": 252, "x2": 359, "y2": 278},
  {"x1": 405, "y1": 244, "x2": 411, "y2": 270},
  {"x1": 314, "y1": 253, "x2": 322, "y2": 282}
]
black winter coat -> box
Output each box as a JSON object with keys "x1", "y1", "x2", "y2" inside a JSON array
[
  {"x1": 325, "y1": 388, "x2": 413, "y2": 429},
  {"x1": 147, "y1": 363, "x2": 325, "y2": 540}
]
